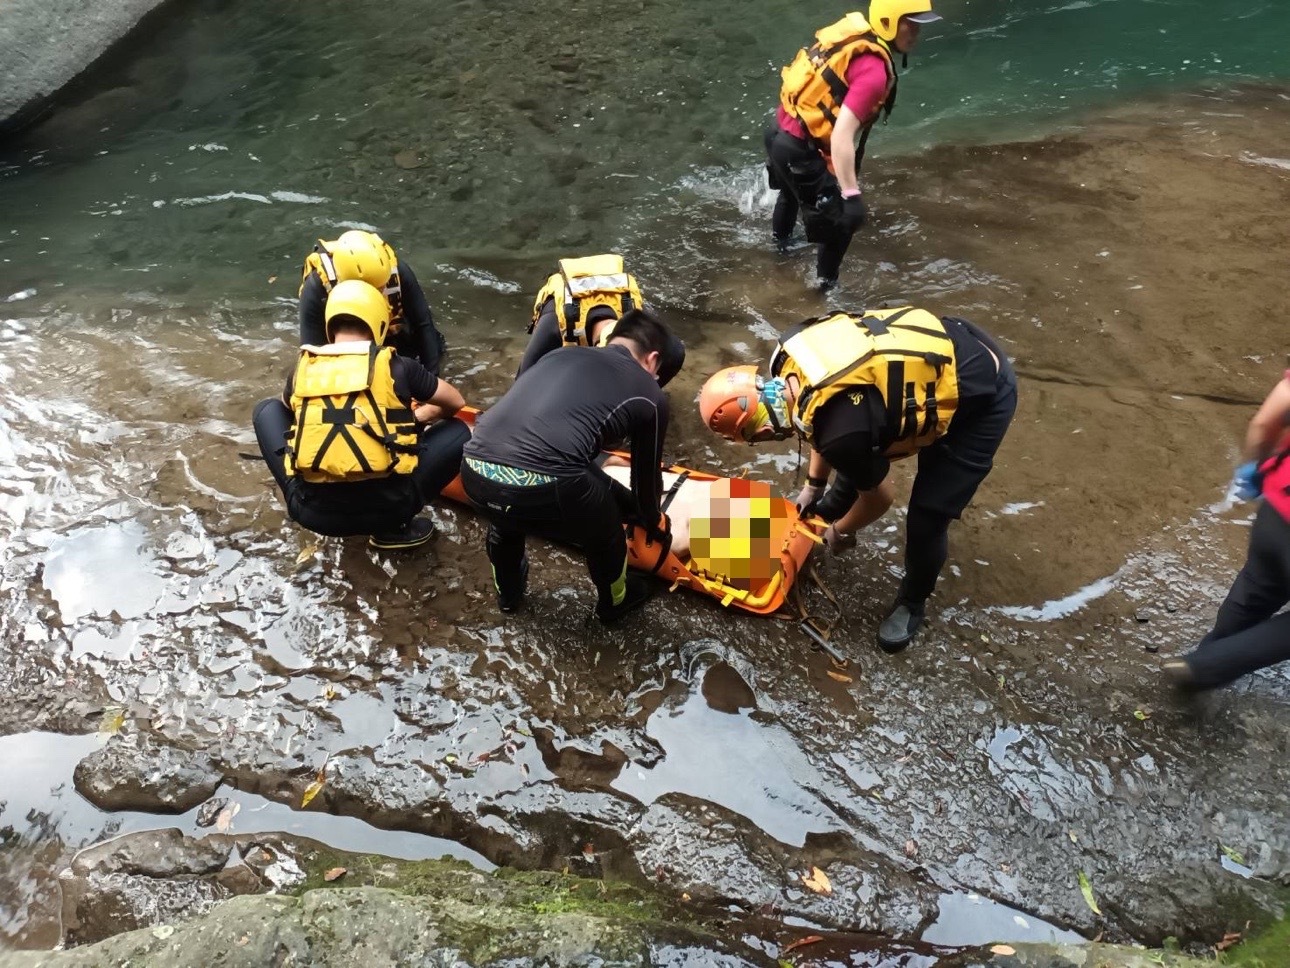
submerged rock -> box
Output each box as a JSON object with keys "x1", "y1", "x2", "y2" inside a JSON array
[{"x1": 72, "y1": 733, "x2": 222, "y2": 814}]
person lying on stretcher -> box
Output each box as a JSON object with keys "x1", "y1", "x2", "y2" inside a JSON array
[{"x1": 602, "y1": 458, "x2": 796, "y2": 595}]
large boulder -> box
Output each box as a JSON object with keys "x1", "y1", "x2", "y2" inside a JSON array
[{"x1": 0, "y1": 0, "x2": 172, "y2": 133}]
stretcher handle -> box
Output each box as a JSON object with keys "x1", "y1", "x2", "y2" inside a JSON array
[{"x1": 800, "y1": 617, "x2": 849, "y2": 664}]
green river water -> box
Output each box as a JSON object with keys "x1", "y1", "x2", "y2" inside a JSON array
[{"x1": 2, "y1": 0, "x2": 1287, "y2": 305}]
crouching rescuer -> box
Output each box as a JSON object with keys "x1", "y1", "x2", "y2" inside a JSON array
[
  {"x1": 699, "y1": 306, "x2": 1016, "y2": 652},
  {"x1": 253, "y1": 279, "x2": 470, "y2": 550}
]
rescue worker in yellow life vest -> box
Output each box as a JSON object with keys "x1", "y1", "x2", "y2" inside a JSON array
[
  {"x1": 519, "y1": 254, "x2": 686, "y2": 387},
  {"x1": 699, "y1": 307, "x2": 1017, "y2": 652},
  {"x1": 299, "y1": 230, "x2": 448, "y2": 376},
  {"x1": 253, "y1": 280, "x2": 470, "y2": 549},
  {"x1": 766, "y1": 0, "x2": 942, "y2": 290}
]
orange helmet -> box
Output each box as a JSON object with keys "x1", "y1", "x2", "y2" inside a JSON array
[{"x1": 700, "y1": 366, "x2": 770, "y2": 442}]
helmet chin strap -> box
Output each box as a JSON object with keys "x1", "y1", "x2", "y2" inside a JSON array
[{"x1": 751, "y1": 378, "x2": 795, "y2": 442}]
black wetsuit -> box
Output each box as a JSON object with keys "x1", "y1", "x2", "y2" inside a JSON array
[
  {"x1": 252, "y1": 351, "x2": 469, "y2": 538},
  {"x1": 518, "y1": 297, "x2": 686, "y2": 388},
  {"x1": 808, "y1": 316, "x2": 1018, "y2": 607},
  {"x1": 462, "y1": 343, "x2": 669, "y2": 609},
  {"x1": 299, "y1": 262, "x2": 447, "y2": 375}
]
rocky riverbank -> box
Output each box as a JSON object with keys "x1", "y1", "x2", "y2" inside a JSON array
[
  {"x1": 0, "y1": 0, "x2": 173, "y2": 134},
  {"x1": 0, "y1": 830, "x2": 1219, "y2": 967}
]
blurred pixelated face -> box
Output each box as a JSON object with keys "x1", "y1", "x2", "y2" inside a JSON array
[{"x1": 687, "y1": 478, "x2": 789, "y2": 592}]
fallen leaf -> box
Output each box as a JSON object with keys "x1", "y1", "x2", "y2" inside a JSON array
[
  {"x1": 1078, "y1": 870, "x2": 1102, "y2": 916},
  {"x1": 99, "y1": 707, "x2": 126, "y2": 735},
  {"x1": 301, "y1": 758, "x2": 329, "y2": 808},
  {"x1": 1068, "y1": 831, "x2": 1079, "y2": 844},
  {"x1": 267, "y1": 275, "x2": 278, "y2": 284},
  {"x1": 214, "y1": 801, "x2": 241, "y2": 833},
  {"x1": 1220, "y1": 844, "x2": 1246, "y2": 865},
  {"x1": 295, "y1": 544, "x2": 318, "y2": 567},
  {"x1": 1133, "y1": 709, "x2": 1151, "y2": 721},
  {"x1": 323, "y1": 685, "x2": 338, "y2": 701},
  {"x1": 1215, "y1": 931, "x2": 1242, "y2": 952},
  {"x1": 779, "y1": 961, "x2": 794, "y2": 968},
  {"x1": 782, "y1": 934, "x2": 824, "y2": 954},
  {"x1": 301, "y1": 778, "x2": 325, "y2": 808},
  {"x1": 801, "y1": 866, "x2": 832, "y2": 895},
  {"x1": 826, "y1": 669, "x2": 853, "y2": 683},
  {"x1": 828, "y1": 656, "x2": 850, "y2": 671},
  {"x1": 904, "y1": 839, "x2": 919, "y2": 859},
  {"x1": 990, "y1": 945, "x2": 1016, "y2": 956},
  {"x1": 680, "y1": 892, "x2": 691, "y2": 902},
  {"x1": 323, "y1": 867, "x2": 347, "y2": 882},
  {"x1": 443, "y1": 754, "x2": 458, "y2": 765}
]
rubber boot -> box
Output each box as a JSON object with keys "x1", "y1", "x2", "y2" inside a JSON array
[
  {"x1": 494, "y1": 556, "x2": 529, "y2": 614},
  {"x1": 877, "y1": 599, "x2": 925, "y2": 654},
  {"x1": 369, "y1": 517, "x2": 437, "y2": 550},
  {"x1": 1161, "y1": 657, "x2": 1198, "y2": 690},
  {"x1": 595, "y1": 574, "x2": 653, "y2": 625}
]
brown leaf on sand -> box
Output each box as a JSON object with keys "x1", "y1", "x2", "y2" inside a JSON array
[
  {"x1": 800, "y1": 866, "x2": 832, "y2": 895},
  {"x1": 323, "y1": 867, "x2": 347, "y2": 882},
  {"x1": 782, "y1": 934, "x2": 824, "y2": 954}
]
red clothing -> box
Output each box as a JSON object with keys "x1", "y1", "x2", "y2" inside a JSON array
[
  {"x1": 1259, "y1": 371, "x2": 1290, "y2": 521},
  {"x1": 778, "y1": 52, "x2": 890, "y2": 142}
]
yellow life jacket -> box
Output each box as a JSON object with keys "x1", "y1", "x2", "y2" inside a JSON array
[
  {"x1": 529, "y1": 254, "x2": 643, "y2": 347},
  {"x1": 769, "y1": 307, "x2": 959, "y2": 458},
  {"x1": 285, "y1": 343, "x2": 419, "y2": 483},
  {"x1": 779, "y1": 12, "x2": 897, "y2": 151},
  {"x1": 300, "y1": 240, "x2": 405, "y2": 326}
]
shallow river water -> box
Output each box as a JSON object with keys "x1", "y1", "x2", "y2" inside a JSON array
[{"x1": 3, "y1": 0, "x2": 1290, "y2": 959}]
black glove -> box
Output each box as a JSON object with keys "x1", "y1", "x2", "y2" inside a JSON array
[
  {"x1": 650, "y1": 513, "x2": 672, "y2": 546},
  {"x1": 840, "y1": 194, "x2": 867, "y2": 233}
]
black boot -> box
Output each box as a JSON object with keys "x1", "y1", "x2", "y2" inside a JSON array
[
  {"x1": 877, "y1": 599, "x2": 925, "y2": 654},
  {"x1": 595, "y1": 574, "x2": 653, "y2": 625},
  {"x1": 494, "y1": 556, "x2": 529, "y2": 614},
  {"x1": 369, "y1": 517, "x2": 437, "y2": 550}
]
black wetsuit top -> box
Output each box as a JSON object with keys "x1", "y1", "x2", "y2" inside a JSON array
[
  {"x1": 466, "y1": 343, "x2": 669, "y2": 521},
  {"x1": 518, "y1": 297, "x2": 687, "y2": 388},
  {"x1": 299, "y1": 262, "x2": 445, "y2": 375},
  {"x1": 812, "y1": 317, "x2": 1006, "y2": 489}
]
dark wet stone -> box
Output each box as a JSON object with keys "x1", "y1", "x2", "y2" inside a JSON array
[
  {"x1": 72, "y1": 733, "x2": 222, "y2": 814},
  {"x1": 194, "y1": 796, "x2": 230, "y2": 829},
  {"x1": 1104, "y1": 862, "x2": 1285, "y2": 947}
]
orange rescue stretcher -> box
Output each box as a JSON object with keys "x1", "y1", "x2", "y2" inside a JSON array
[{"x1": 438, "y1": 407, "x2": 823, "y2": 619}]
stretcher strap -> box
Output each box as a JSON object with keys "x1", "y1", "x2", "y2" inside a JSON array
[{"x1": 660, "y1": 471, "x2": 690, "y2": 512}]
